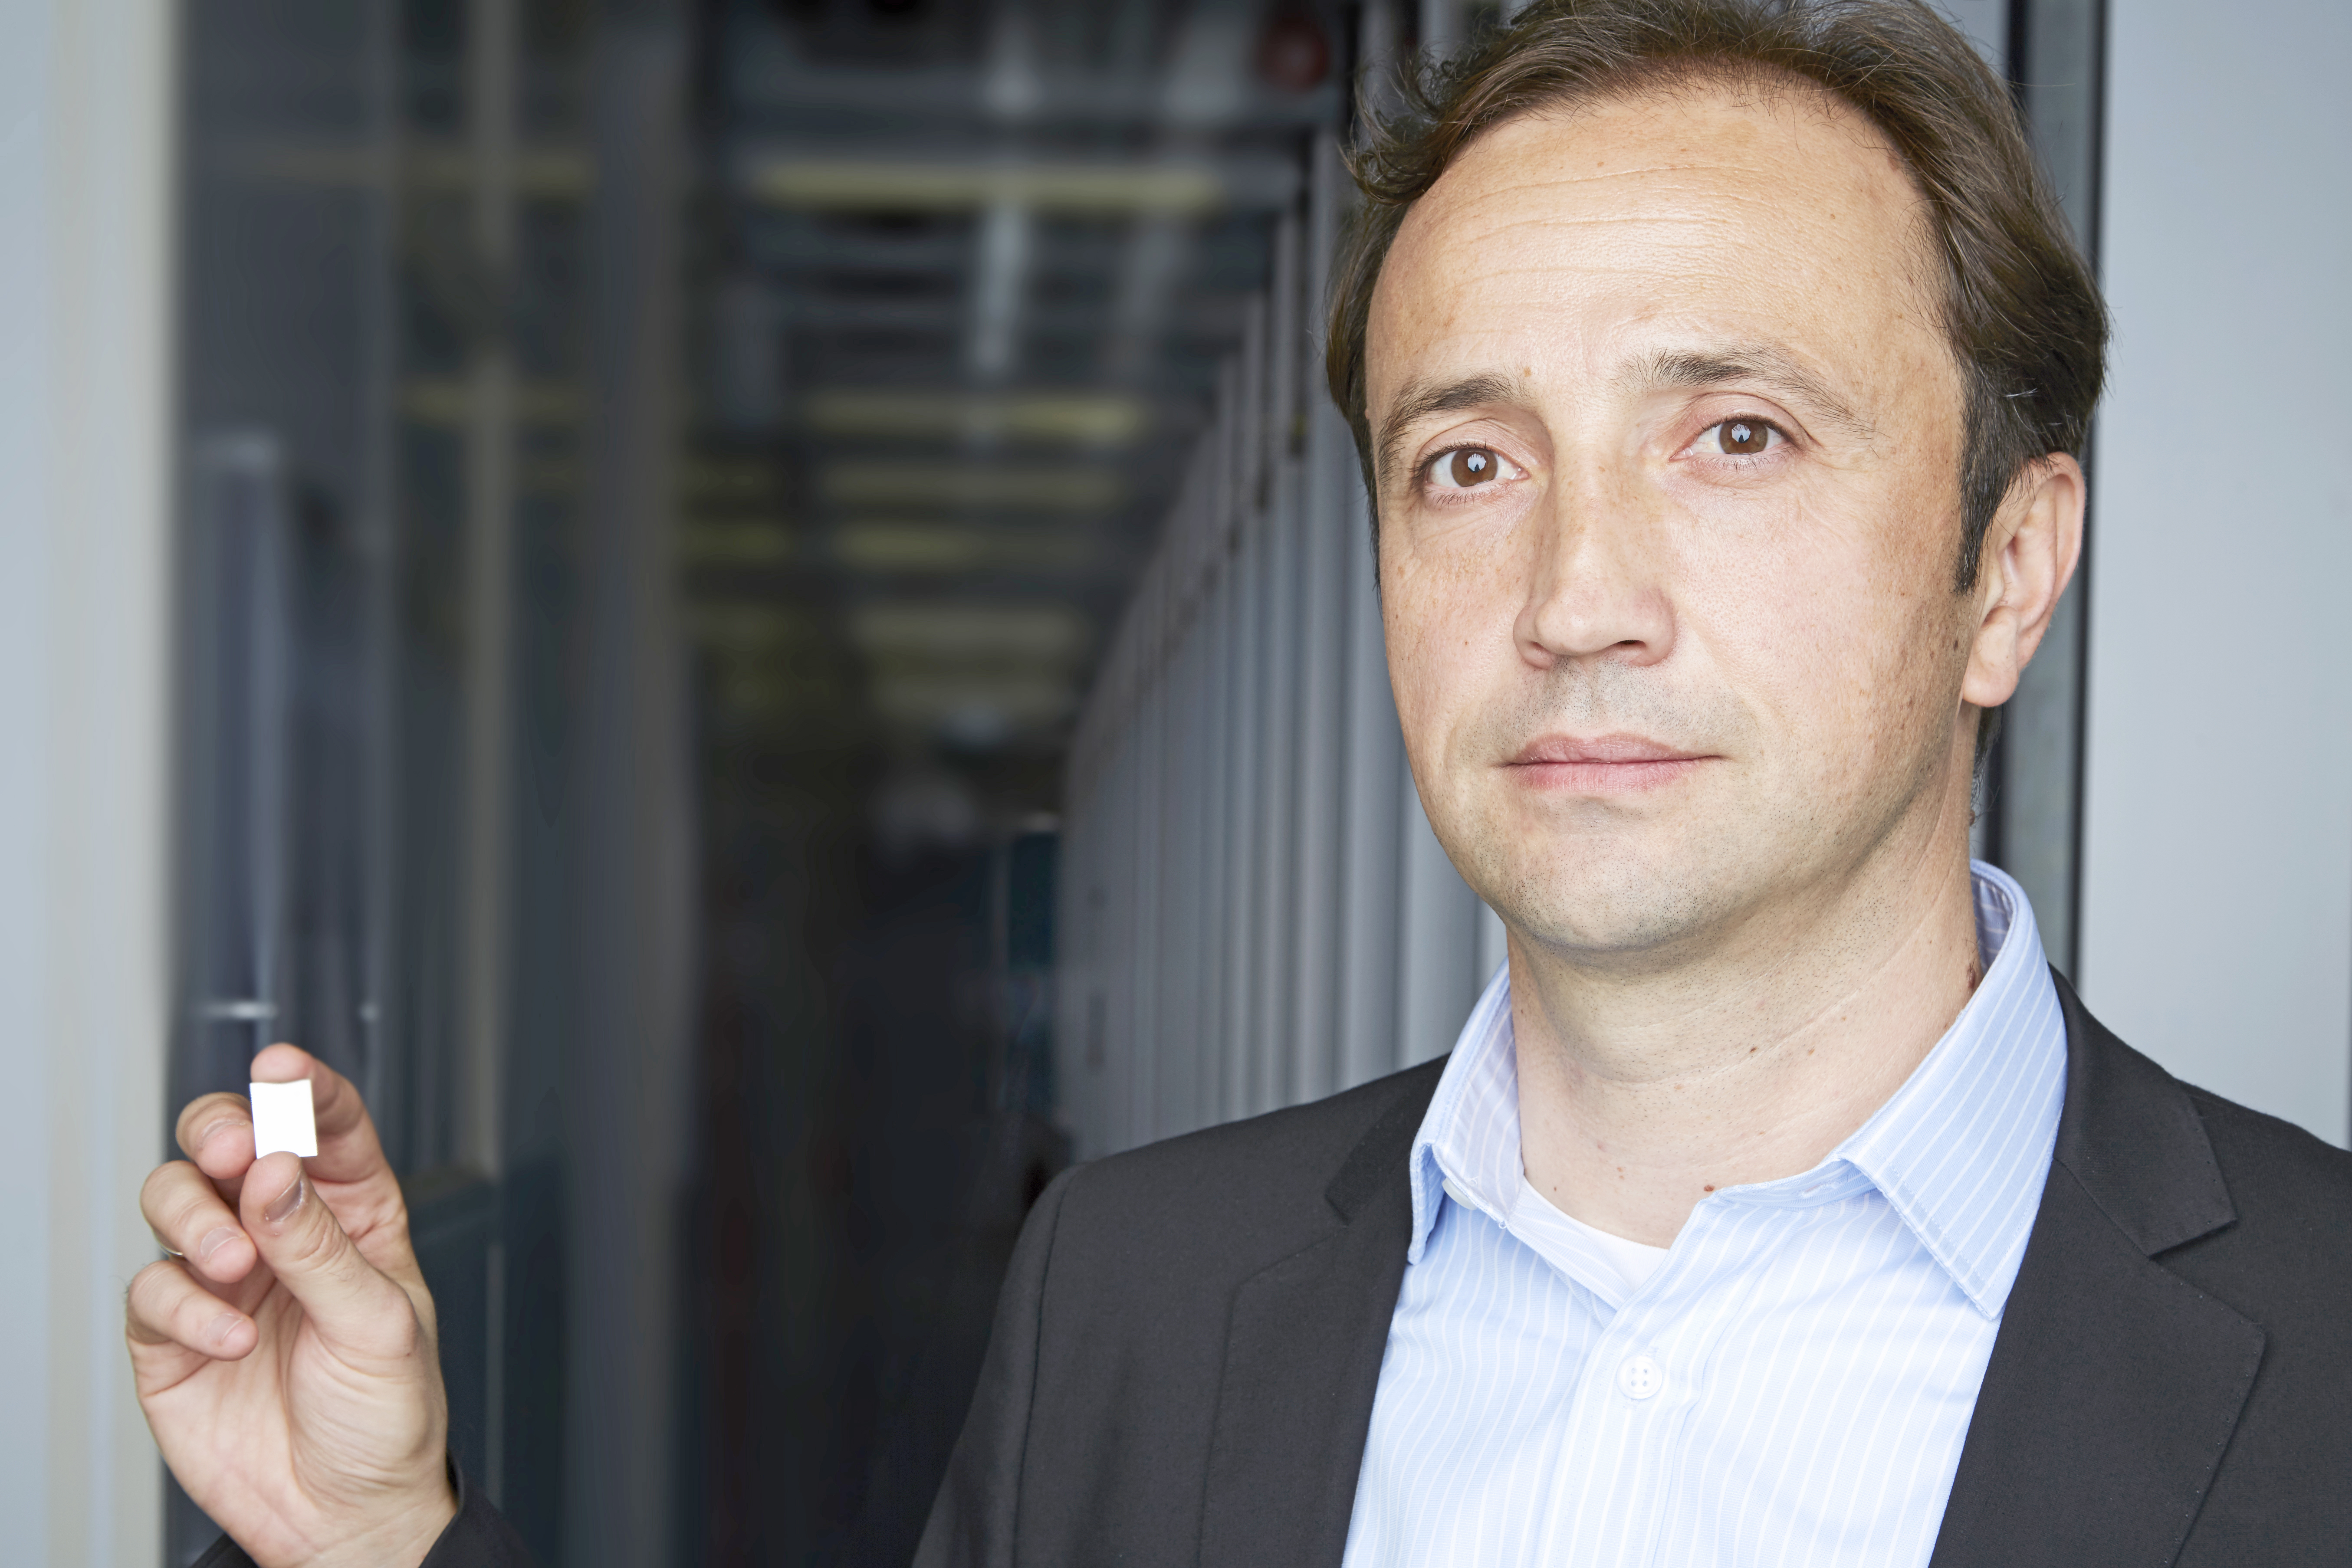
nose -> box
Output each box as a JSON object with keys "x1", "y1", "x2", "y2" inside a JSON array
[{"x1": 1513, "y1": 466, "x2": 1676, "y2": 671}]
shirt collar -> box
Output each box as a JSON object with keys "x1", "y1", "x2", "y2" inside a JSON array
[{"x1": 1406, "y1": 862, "x2": 2068, "y2": 1318}]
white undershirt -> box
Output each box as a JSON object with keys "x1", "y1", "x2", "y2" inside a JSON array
[{"x1": 1516, "y1": 1176, "x2": 1673, "y2": 1292}]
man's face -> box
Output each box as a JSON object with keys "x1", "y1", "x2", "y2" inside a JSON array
[{"x1": 1367, "y1": 82, "x2": 1990, "y2": 960}]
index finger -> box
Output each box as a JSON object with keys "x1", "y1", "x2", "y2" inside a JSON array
[
  {"x1": 244, "y1": 1047, "x2": 415, "y2": 1272},
  {"x1": 174, "y1": 1092, "x2": 258, "y2": 1185},
  {"x1": 173, "y1": 1046, "x2": 404, "y2": 1241},
  {"x1": 246, "y1": 1043, "x2": 395, "y2": 1191}
]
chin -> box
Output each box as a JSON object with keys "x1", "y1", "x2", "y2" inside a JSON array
[{"x1": 1467, "y1": 836, "x2": 1729, "y2": 959}]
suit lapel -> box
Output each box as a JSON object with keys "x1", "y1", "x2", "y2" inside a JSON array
[
  {"x1": 1189, "y1": 984, "x2": 2265, "y2": 1568},
  {"x1": 1198, "y1": 1066, "x2": 1436, "y2": 1568},
  {"x1": 1929, "y1": 976, "x2": 2264, "y2": 1568}
]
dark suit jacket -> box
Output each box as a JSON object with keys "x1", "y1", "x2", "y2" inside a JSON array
[
  {"x1": 913, "y1": 976, "x2": 2352, "y2": 1568},
  {"x1": 204, "y1": 977, "x2": 2352, "y2": 1567}
]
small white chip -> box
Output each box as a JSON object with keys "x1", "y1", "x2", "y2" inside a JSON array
[{"x1": 250, "y1": 1079, "x2": 318, "y2": 1158}]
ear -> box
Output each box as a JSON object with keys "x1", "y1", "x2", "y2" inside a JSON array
[{"x1": 1962, "y1": 454, "x2": 2085, "y2": 710}]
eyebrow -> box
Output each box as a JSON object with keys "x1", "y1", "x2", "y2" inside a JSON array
[
  {"x1": 1629, "y1": 345, "x2": 1877, "y2": 442},
  {"x1": 1373, "y1": 372, "x2": 1522, "y2": 489},
  {"x1": 1370, "y1": 345, "x2": 1879, "y2": 488}
]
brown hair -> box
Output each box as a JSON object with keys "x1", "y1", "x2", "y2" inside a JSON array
[{"x1": 1324, "y1": 0, "x2": 2107, "y2": 593}]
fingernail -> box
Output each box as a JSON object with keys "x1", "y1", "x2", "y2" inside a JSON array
[
  {"x1": 204, "y1": 1312, "x2": 243, "y2": 1349},
  {"x1": 197, "y1": 1226, "x2": 241, "y2": 1264},
  {"x1": 264, "y1": 1172, "x2": 307, "y2": 1228}
]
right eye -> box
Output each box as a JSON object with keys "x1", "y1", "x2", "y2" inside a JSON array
[{"x1": 1426, "y1": 446, "x2": 1519, "y2": 490}]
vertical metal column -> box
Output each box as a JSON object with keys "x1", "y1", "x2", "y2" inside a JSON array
[
  {"x1": 1051, "y1": 781, "x2": 1091, "y2": 1155},
  {"x1": 1220, "y1": 354, "x2": 1262, "y2": 1122},
  {"x1": 1289, "y1": 144, "x2": 1351, "y2": 1107},
  {"x1": 1157, "y1": 620, "x2": 1206, "y2": 1136},
  {"x1": 460, "y1": 0, "x2": 516, "y2": 1182},
  {"x1": 1992, "y1": 0, "x2": 2105, "y2": 973},
  {"x1": 1259, "y1": 218, "x2": 1308, "y2": 1109},
  {"x1": 1101, "y1": 735, "x2": 1140, "y2": 1153},
  {"x1": 568, "y1": 5, "x2": 693, "y2": 1561},
  {"x1": 1196, "y1": 490, "x2": 1234, "y2": 1127},
  {"x1": 1245, "y1": 294, "x2": 1295, "y2": 1116},
  {"x1": 1130, "y1": 637, "x2": 1165, "y2": 1145}
]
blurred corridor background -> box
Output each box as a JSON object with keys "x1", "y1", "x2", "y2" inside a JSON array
[{"x1": 5, "y1": 0, "x2": 2350, "y2": 1563}]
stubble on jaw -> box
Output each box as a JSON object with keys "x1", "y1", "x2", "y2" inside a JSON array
[
  {"x1": 1435, "y1": 574, "x2": 1977, "y2": 980},
  {"x1": 1432, "y1": 655, "x2": 1754, "y2": 959}
]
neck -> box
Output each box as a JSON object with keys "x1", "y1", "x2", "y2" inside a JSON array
[{"x1": 1511, "y1": 826, "x2": 1984, "y2": 1249}]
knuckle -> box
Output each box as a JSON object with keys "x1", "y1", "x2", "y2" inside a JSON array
[
  {"x1": 125, "y1": 1262, "x2": 184, "y2": 1325},
  {"x1": 174, "y1": 1090, "x2": 248, "y2": 1145},
  {"x1": 160, "y1": 1186, "x2": 220, "y2": 1240},
  {"x1": 402, "y1": 1302, "x2": 432, "y2": 1360},
  {"x1": 277, "y1": 1207, "x2": 342, "y2": 1272},
  {"x1": 138, "y1": 1161, "x2": 190, "y2": 1216},
  {"x1": 358, "y1": 1288, "x2": 430, "y2": 1361},
  {"x1": 334, "y1": 1240, "x2": 397, "y2": 1309},
  {"x1": 174, "y1": 1289, "x2": 226, "y2": 1338}
]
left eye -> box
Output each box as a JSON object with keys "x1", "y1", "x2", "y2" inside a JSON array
[
  {"x1": 1428, "y1": 446, "x2": 1521, "y2": 489},
  {"x1": 1698, "y1": 418, "x2": 1783, "y2": 456}
]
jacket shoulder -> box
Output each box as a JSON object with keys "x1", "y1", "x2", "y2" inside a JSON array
[
  {"x1": 1063, "y1": 1063, "x2": 1430, "y2": 1222},
  {"x1": 1054, "y1": 1058, "x2": 1445, "y2": 1264},
  {"x1": 2151, "y1": 1086, "x2": 2352, "y2": 1558},
  {"x1": 965, "y1": 1061, "x2": 1441, "y2": 1567},
  {"x1": 2178, "y1": 1082, "x2": 2352, "y2": 1252}
]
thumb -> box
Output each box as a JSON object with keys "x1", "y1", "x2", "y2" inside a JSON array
[{"x1": 240, "y1": 1152, "x2": 426, "y2": 1364}]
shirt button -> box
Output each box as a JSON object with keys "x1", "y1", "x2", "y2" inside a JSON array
[{"x1": 1617, "y1": 1354, "x2": 1664, "y2": 1401}]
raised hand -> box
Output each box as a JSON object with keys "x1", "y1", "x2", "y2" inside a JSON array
[{"x1": 127, "y1": 1044, "x2": 458, "y2": 1568}]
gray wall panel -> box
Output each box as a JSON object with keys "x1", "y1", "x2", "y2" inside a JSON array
[{"x1": 2081, "y1": 0, "x2": 2352, "y2": 1144}]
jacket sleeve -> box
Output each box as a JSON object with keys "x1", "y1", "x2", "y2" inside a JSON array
[
  {"x1": 913, "y1": 1165, "x2": 1077, "y2": 1568},
  {"x1": 191, "y1": 1461, "x2": 537, "y2": 1568}
]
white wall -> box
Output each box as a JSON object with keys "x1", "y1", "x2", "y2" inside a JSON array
[
  {"x1": 2081, "y1": 0, "x2": 2352, "y2": 1145},
  {"x1": 0, "y1": 0, "x2": 176, "y2": 1560}
]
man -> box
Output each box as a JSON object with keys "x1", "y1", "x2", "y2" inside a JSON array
[{"x1": 128, "y1": 1, "x2": 2352, "y2": 1564}]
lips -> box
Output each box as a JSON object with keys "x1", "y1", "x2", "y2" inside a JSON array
[{"x1": 1504, "y1": 733, "x2": 1710, "y2": 792}]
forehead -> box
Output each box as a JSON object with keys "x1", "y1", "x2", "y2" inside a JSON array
[{"x1": 1367, "y1": 79, "x2": 1952, "y2": 409}]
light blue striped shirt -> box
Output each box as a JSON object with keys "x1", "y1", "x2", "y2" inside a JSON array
[{"x1": 1342, "y1": 863, "x2": 2067, "y2": 1568}]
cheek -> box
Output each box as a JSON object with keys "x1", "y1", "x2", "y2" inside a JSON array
[
  {"x1": 1380, "y1": 519, "x2": 1531, "y2": 748},
  {"x1": 1671, "y1": 480, "x2": 1959, "y2": 761}
]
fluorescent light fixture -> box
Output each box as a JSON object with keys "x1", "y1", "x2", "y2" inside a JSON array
[
  {"x1": 849, "y1": 602, "x2": 1088, "y2": 660},
  {"x1": 804, "y1": 390, "x2": 1147, "y2": 446},
  {"x1": 821, "y1": 462, "x2": 1123, "y2": 511},
  {"x1": 833, "y1": 522, "x2": 1094, "y2": 573},
  {"x1": 683, "y1": 523, "x2": 794, "y2": 567},
  {"x1": 749, "y1": 158, "x2": 1224, "y2": 214}
]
